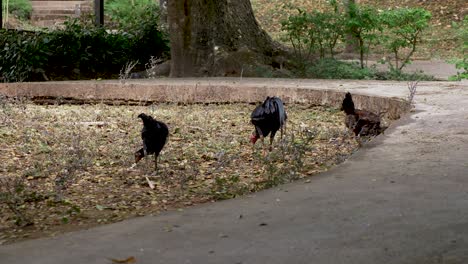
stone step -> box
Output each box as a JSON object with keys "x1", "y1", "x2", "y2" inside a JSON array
[
  {"x1": 33, "y1": 9, "x2": 77, "y2": 15},
  {"x1": 31, "y1": 19, "x2": 67, "y2": 27},
  {"x1": 30, "y1": 14, "x2": 76, "y2": 21},
  {"x1": 30, "y1": 0, "x2": 92, "y2": 27},
  {"x1": 32, "y1": 5, "x2": 91, "y2": 10},
  {"x1": 31, "y1": 1, "x2": 90, "y2": 8}
]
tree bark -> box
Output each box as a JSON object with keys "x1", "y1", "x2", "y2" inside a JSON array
[{"x1": 167, "y1": 0, "x2": 282, "y2": 77}]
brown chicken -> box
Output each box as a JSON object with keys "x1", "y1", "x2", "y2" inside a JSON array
[{"x1": 341, "y1": 92, "x2": 382, "y2": 137}]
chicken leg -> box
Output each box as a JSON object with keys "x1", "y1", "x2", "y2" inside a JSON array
[{"x1": 154, "y1": 155, "x2": 158, "y2": 171}]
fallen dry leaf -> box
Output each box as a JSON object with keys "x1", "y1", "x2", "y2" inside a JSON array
[{"x1": 108, "y1": 256, "x2": 136, "y2": 263}]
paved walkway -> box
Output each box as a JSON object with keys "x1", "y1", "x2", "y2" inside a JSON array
[
  {"x1": 369, "y1": 59, "x2": 459, "y2": 80},
  {"x1": 1, "y1": 79, "x2": 467, "y2": 264}
]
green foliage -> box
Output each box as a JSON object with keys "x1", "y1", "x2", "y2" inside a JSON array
[
  {"x1": 281, "y1": 2, "x2": 432, "y2": 77},
  {"x1": 449, "y1": 59, "x2": 468, "y2": 81},
  {"x1": 304, "y1": 59, "x2": 377, "y2": 80},
  {"x1": 376, "y1": 68, "x2": 435, "y2": 81},
  {"x1": 380, "y1": 8, "x2": 432, "y2": 71},
  {"x1": 210, "y1": 174, "x2": 249, "y2": 200},
  {"x1": 5, "y1": 0, "x2": 32, "y2": 20},
  {"x1": 0, "y1": 30, "x2": 50, "y2": 82},
  {"x1": 448, "y1": 16, "x2": 467, "y2": 81},
  {"x1": 280, "y1": 7, "x2": 345, "y2": 61},
  {"x1": 0, "y1": 176, "x2": 33, "y2": 226},
  {"x1": 308, "y1": 10, "x2": 346, "y2": 59},
  {"x1": 345, "y1": 3, "x2": 381, "y2": 69},
  {"x1": 294, "y1": 58, "x2": 435, "y2": 81},
  {"x1": 254, "y1": 131, "x2": 314, "y2": 190},
  {"x1": 281, "y1": 9, "x2": 315, "y2": 61},
  {"x1": 105, "y1": 0, "x2": 160, "y2": 30},
  {"x1": 0, "y1": 16, "x2": 169, "y2": 82}
]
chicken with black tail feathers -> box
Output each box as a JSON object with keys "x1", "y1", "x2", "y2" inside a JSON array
[
  {"x1": 135, "y1": 113, "x2": 169, "y2": 171},
  {"x1": 250, "y1": 96, "x2": 287, "y2": 151}
]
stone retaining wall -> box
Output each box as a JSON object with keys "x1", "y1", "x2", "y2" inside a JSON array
[{"x1": 0, "y1": 79, "x2": 410, "y2": 120}]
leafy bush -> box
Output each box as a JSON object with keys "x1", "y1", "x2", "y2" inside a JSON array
[
  {"x1": 449, "y1": 16, "x2": 467, "y2": 81},
  {"x1": 0, "y1": 16, "x2": 169, "y2": 82},
  {"x1": 5, "y1": 0, "x2": 32, "y2": 20},
  {"x1": 0, "y1": 30, "x2": 50, "y2": 82},
  {"x1": 105, "y1": 0, "x2": 160, "y2": 29},
  {"x1": 380, "y1": 8, "x2": 432, "y2": 71},
  {"x1": 308, "y1": 10, "x2": 345, "y2": 59},
  {"x1": 305, "y1": 59, "x2": 377, "y2": 80},
  {"x1": 281, "y1": 9, "x2": 315, "y2": 61},
  {"x1": 281, "y1": 8, "x2": 345, "y2": 61},
  {"x1": 375, "y1": 68, "x2": 435, "y2": 81},
  {"x1": 0, "y1": 176, "x2": 33, "y2": 226},
  {"x1": 210, "y1": 174, "x2": 249, "y2": 200},
  {"x1": 298, "y1": 58, "x2": 435, "y2": 81},
  {"x1": 281, "y1": 2, "x2": 432, "y2": 77},
  {"x1": 345, "y1": 3, "x2": 381, "y2": 69}
]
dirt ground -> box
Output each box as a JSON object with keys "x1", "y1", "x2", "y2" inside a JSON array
[{"x1": 0, "y1": 100, "x2": 363, "y2": 244}]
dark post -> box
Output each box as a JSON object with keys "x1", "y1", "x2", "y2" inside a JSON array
[
  {"x1": 1, "y1": 0, "x2": 3, "y2": 29},
  {"x1": 94, "y1": 0, "x2": 104, "y2": 26}
]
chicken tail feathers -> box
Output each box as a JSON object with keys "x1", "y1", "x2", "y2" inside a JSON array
[
  {"x1": 271, "y1": 97, "x2": 287, "y2": 127},
  {"x1": 251, "y1": 97, "x2": 287, "y2": 126},
  {"x1": 341, "y1": 92, "x2": 356, "y2": 115}
]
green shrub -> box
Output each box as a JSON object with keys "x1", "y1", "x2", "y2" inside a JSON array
[
  {"x1": 6, "y1": 0, "x2": 32, "y2": 20},
  {"x1": 281, "y1": 2, "x2": 433, "y2": 78},
  {"x1": 380, "y1": 8, "x2": 432, "y2": 71},
  {"x1": 308, "y1": 10, "x2": 345, "y2": 59},
  {"x1": 105, "y1": 0, "x2": 160, "y2": 29},
  {"x1": 299, "y1": 59, "x2": 435, "y2": 81},
  {"x1": 0, "y1": 16, "x2": 169, "y2": 82},
  {"x1": 345, "y1": 3, "x2": 381, "y2": 69},
  {"x1": 305, "y1": 59, "x2": 377, "y2": 80},
  {"x1": 281, "y1": 9, "x2": 315, "y2": 61},
  {"x1": 281, "y1": 7, "x2": 345, "y2": 61},
  {"x1": 449, "y1": 16, "x2": 467, "y2": 81},
  {"x1": 0, "y1": 30, "x2": 50, "y2": 82},
  {"x1": 375, "y1": 68, "x2": 435, "y2": 81}
]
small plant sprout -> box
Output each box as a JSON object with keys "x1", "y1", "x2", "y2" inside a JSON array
[
  {"x1": 119, "y1": 60, "x2": 139, "y2": 84},
  {"x1": 407, "y1": 80, "x2": 419, "y2": 105},
  {"x1": 145, "y1": 56, "x2": 163, "y2": 79},
  {"x1": 0, "y1": 176, "x2": 33, "y2": 226}
]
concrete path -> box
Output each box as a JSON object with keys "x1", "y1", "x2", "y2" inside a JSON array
[
  {"x1": 1, "y1": 80, "x2": 468, "y2": 264},
  {"x1": 368, "y1": 59, "x2": 459, "y2": 80}
]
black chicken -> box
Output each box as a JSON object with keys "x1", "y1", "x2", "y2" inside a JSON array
[
  {"x1": 134, "y1": 113, "x2": 169, "y2": 170},
  {"x1": 250, "y1": 96, "x2": 287, "y2": 150},
  {"x1": 341, "y1": 92, "x2": 382, "y2": 137}
]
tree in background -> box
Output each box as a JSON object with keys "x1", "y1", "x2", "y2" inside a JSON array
[
  {"x1": 167, "y1": 0, "x2": 285, "y2": 77},
  {"x1": 345, "y1": 3, "x2": 380, "y2": 68},
  {"x1": 380, "y1": 8, "x2": 431, "y2": 71}
]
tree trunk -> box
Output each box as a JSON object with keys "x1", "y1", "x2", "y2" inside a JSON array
[{"x1": 167, "y1": 0, "x2": 282, "y2": 77}]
